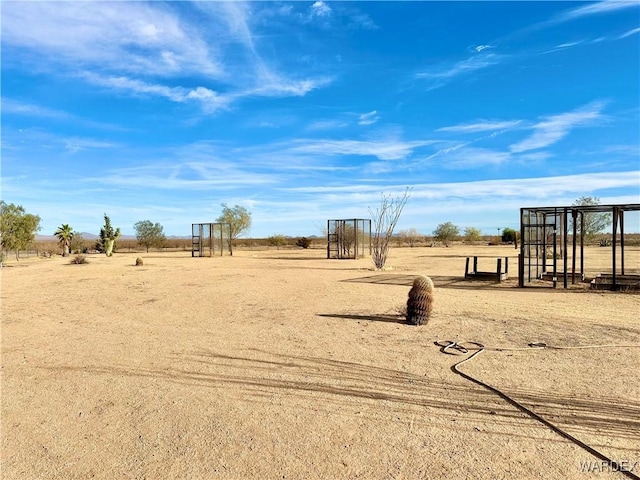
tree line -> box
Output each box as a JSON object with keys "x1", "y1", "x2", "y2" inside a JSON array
[
  {"x1": 0, "y1": 197, "x2": 614, "y2": 264},
  {"x1": 0, "y1": 202, "x2": 251, "y2": 263}
]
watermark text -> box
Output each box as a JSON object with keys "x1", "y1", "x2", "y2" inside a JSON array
[{"x1": 579, "y1": 459, "x2": 638, "y2": 473}]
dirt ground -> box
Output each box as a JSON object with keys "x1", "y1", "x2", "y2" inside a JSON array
[{"x1": 1, "y1": 245, "x2": 639, "y2": 479}]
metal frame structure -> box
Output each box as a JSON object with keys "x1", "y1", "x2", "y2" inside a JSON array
[
  {"x1": 191, "y1": 222, "x2": 231, "y2": 257},
  {"x1": 327, "y1": 219, "x2": 372, "y2": 259},
  {"x1": 519, "y1": 203, "x2": 640, "y2": 289}
]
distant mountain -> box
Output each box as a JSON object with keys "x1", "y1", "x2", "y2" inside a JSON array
[
  {"x1": 36, "y1": 232, "x2": 136, "y2": 241},
  {"x1": 80, "y1": 232, "x2": 99, "y2": 240}
]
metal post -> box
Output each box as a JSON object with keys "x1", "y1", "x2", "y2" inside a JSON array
[
  {"x1": 518, "y1": 253, "x2": 524, "y2": 287},
  {"x1": 200, "y1": 224, "x2": 205, "y2": 257},
  {"x1": 542, "y1": 213, "x2": 547, "y2": 276},
  {"x1": 519, "y1": 208, "x2": 525, "y2": 287},
  {"x1": 580, "y1": 212, "x2": 584, "y2": 281},
  {"x1": 353, "y1": 218, "x2": 360, "y2": 260},
  {"x1": 571, "y1": 209, "x2": 577, "y2": 284},
  {"x1": 620, "y1": 210, "x2": 625, "y2": 276},
  {"x1": 612, "y1": 207, "x2": 618, "y2": 290},
  {"x1": 552, "y1": 210, "x2": 557, "y2": 289},
  {"x1": 327, "y1": 220, "x2": 330, "y2": 259},
  {"x1": 563, "y1": 208, "x2": 568, "y2": 289}
]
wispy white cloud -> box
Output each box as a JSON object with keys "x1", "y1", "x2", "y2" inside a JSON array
[
  {"x1": 474, "y1": 44, "x2": 493, "y2": 53},
  {"x1": 512, "y1": 0, "x2": 640, "y2": 46},
  {"x1": 346, "y1": 11, "x2": 378, "y2": 30},
  {"x1": 249, "y1": 76, "x2": 333, "y2": 97},
  {"x1": 284, "y1": 171, "x2": 640, "y2": 203},
  {"x1": 417, "y1": 53, "x2": 503, "y2": 80},
  {"x1": 306, "y1": 119, "x2": 350, "y2": 131},
  {"x1": 554, "y1": 1, "x2": 639, "y2": 23},
  {"x1": 168, "y1": 140, "x2": 356, "y2": 175},
  {"x1": 0, "y1": 98, "x2": 135, "y2": 132},
  {"x1": 416, "y1": 53, "x2": 505, "y2": 90},
  {"x1": 358, "y1": 111, "x2": 380, "y2": 126},
  {"x1": 504, "y1": 1, "x2": 639, "y2": 54},
  {"x1": 510, "y1": 101, "x2": 607, "y2": 153},
  {"x1": 195, "y1": 2, "x2": 333, "y2": 101},
  {"x1": 81, "y1": 73, "x2": 230, "y2": 113},
  {"x1": 1, "y1": 98, "x2": 70, "y2": 119},
  {"x1": 539, "y1": 39, "x2": 603, "y2": 55},
  {"x1": 1, "y1": 2, "x2": 221, "y2": 77},
  {"x1": 64, "y1": 138, "x2": 118, "y2": 154},
  {"x1": 422, "y1": 140, "x2": 555, "y2": 169},
  {"x1": 3, "y1": 2, "x2": 331, "y2": 115},
  {"x1": 311, "y1": 1, "x2": 332, "y2": 18},
  {"x1": 439, "y1": 147, "x2": 512, "y2": 168},
  {"x1": 422, "y1": 142, "x2": 468, "y2": 162},
  {"x1": 554, "y1": 41, "x2": 584, "y2": 49},
  {"x1": 1, "y1": 126, "x2": 122, "y2": 158},
  {"x1": 620, "y1": 27, "x2": 640, "y2": 39},
  {"x1": 437, "y1": 120, "x2": 521, "y2": 133},
  {"x1": 516, "y1": 152, "x2": 554, "y2": 163},
  {"x1": 603, "y1": 144, "x2": 640, "y2": 156},
  {"x1": 288, "y1": 138, "x2": 437, "y2": 161},
  {"x1": 281, "y1": 1, "x2": 375, "y2": 29},
  {"x1": 91, "y1": 162, "x2": 279, "y2": 191}
]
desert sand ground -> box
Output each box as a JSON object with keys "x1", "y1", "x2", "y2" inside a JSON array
[{"x1": 1, "y1": 245, "x2": 639, "y2": 479}]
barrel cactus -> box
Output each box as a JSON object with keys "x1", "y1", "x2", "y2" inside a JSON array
[{"x1": 406, "y1": 275, "x2": 434, "y2": 325}]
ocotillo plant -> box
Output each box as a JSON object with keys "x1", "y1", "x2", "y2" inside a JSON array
[{"x1": 406, "y1": 275, "x2": 434, "y2": 326}]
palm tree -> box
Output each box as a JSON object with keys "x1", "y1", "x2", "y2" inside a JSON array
[{"x1": 54, "y1": 224, "x2": 74, "y2": 257}]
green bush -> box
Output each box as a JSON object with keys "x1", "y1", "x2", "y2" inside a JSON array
[{"x1": 502, "y1": 228, "x2": 517, "y2": 243}]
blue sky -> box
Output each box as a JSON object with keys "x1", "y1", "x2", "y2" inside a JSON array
[{"x1": 2, "y1": 1, "x2": 639, "y2": 238}]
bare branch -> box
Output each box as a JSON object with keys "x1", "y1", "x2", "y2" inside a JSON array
[{"x1": 368, "y1": 187, "x2": 411, "y2": 269}]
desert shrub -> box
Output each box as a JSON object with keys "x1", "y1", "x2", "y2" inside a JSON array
[
  {"x1": 40, "y1": 249, "x2": 56, "y2": 258},
  {"x1": 216, "y1": 204, "x2": 251, "y2": 256},
  {"x1": 433, "y1": 222, "x2": 459, "y2": 247},
  {"x1": 296, "y1": 237, "x2": 312, "y2": 249},
  {"x1": 134, "y1": 220, "x2": 166, "y2": 252},
  {"x1": 599, "y1": 238, "x2": 612, "y2": 247},
  {"x1": 464, "y1": 227, "x2": 482, "y2": 245},
  {"x1": 398, "y1": 228, "x2": 421, "y2": 247},
  {"x1": 570, "y1": 196, "x2": 611, "y2": 241},
  {"x1": 502, "y1": 228, "x2": 517, "y2": 243},
  {"x1": 135, "y1": 257, "x2": 144, "y2": 266},
  {"x1": 268, "y1": 234, "x2": 287, "y2": 250},
  {"x1": 70, "y1": 254, "x2": 88, "y2": 265},
  {"x1": 406, "y1": 275, "x2": 434, "y2": 326},
  {"x1": 69, "y1": 232, "x2": 87, "y2": 254}
]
